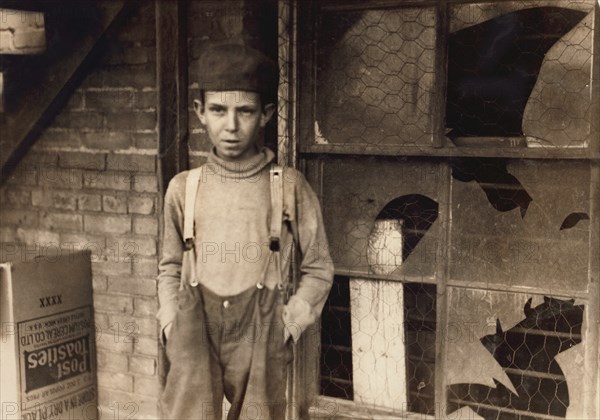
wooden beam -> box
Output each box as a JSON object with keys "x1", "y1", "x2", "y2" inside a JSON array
[
  {"x1": 156, "y1": 0, "x2": 188, "y2": 197},
  {"x1": 0, "y1": 0, "x2": 135, "y2": 185},
  {"x1": 155, "y1": 0, "x2": 188, "y2": 389}
]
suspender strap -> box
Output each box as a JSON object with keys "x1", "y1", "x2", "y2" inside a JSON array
[
  {"x1": 269, "y1": 165, "x2": 284, "y2": 252},
  {"x1": 183, "y1": 166, "x2": 203, "y2": 249},
  {"x1": 183, "y1": 166, "x2": 203, "y2": 288},
  {"x1": 182, "y1": 164, "x2": 286, "y2": 289}
]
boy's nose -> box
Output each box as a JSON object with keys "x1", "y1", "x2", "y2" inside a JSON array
[{"x1": 225, "y1": 110, "x2": 238, "y2": 132}]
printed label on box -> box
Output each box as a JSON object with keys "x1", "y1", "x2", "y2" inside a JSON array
[{"x1": 17, "y1": 306, "x2": 96, "y2": 419}]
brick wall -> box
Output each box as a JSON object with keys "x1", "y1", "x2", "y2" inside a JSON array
[
  {"x1": 0, "y1": 1, "x2": 278, "y2": 417},
  {"x1": 0, "y1": 2, "x2": 160, "y2": 418},
  {"x1": 0, "y1": 8, "x2": 46, "y2": 54}
]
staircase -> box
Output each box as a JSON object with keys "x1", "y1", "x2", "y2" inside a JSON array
[{"x1": 0, "y1": 0, "x2": 135, "y2": 185}]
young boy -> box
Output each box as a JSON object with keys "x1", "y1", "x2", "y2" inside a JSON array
[{"x1": 157, "y1": 43, "x2": 334, "y2": 420}]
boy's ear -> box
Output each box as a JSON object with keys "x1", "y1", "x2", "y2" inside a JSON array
[
  {"x1": 193, "y1": 99, "x2": 206, "y2": 124},
  {"x1": 260, "y1": 103, "x2": 276, "y2": 128}
]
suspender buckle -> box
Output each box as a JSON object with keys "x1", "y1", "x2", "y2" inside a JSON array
[
  {"x1": 269, "y1": 237, "x2": 280, "y2": 252},
  {"x1": 184, "y1": 238, "x2": 194, "y2": 251}
]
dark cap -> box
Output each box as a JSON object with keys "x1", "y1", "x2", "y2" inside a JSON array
[{"x1": 197, "y1": 43, "x2": 278, "y2": 103}]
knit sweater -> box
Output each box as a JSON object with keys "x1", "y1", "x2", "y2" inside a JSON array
[{"x1": 157, "y1": 147, "x2": 334, "y2": 341}]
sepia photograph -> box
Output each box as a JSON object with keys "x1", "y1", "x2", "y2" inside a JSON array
[{"x1": 1, "y1": 0, "x2": 599, "y2": 419}]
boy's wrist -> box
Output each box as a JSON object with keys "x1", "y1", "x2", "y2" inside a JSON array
[
  {"x1": 163, "y1": 322, "x2": 173, "y2": 343},
  {"x1": 282, "y1": 295, "x2": 317, "y2": 343}
]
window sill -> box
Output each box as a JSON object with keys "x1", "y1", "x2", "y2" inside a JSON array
[
  {"x1": 308, "y1": 396, "x2": 436, "y2": 419},
  {"x1": 299, "y1": 142, "x2": 598, "y2": 160}
]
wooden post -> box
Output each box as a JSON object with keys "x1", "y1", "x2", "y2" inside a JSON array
[
  {"x1": 155, "y1": 0, "x2": 188, "y2": 388},
  {"x1": 350, "y1": 278, "x2": 407, "y2": 411},
  {"x1": 156, "y1": 0, "x2": 188, "y2": 192}
]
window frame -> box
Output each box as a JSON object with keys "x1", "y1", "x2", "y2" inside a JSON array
[{"x1": 281, "y1": 1, "x2": 600, "y2": 419}]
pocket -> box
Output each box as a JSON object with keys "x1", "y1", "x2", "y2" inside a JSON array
[
  {"x1": 177, "y1": 286, "x2": 199, "y2": 311},
  {"x1": 166, "y1": 295, "x2": 205, "y2": 362},
  {"x1": 282, "y1": 336, "x2": 294, "y2": 365}
]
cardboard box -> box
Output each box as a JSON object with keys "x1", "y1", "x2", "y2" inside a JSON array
[{"x1": 1, "y1": 251, "x2": 97, "y2": 420}]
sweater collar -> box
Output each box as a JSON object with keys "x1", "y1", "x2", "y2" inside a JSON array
[{"x1": 207, "y1": 146, "x2": 275, "y2": 179}]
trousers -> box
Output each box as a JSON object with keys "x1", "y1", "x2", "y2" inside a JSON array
[{"x1": 159, "y1": 280, "x2": 293, "y2": 420}]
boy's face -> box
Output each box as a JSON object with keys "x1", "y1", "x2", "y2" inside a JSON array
[{"x1": 194, "y1": 91, "x2": 275, "y2": 162}]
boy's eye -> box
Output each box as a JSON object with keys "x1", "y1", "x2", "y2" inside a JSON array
[
  {"x1": 208, "y1": 106, "x2": 225, "y2": 114},
  {"x1": 239, "y1": 107, "x2": 257, "y2": 115}
]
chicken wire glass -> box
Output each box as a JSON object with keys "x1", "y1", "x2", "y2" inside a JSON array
[
  {"x1": 445, "y1": 288, "x2": 586, "y2": 419},
  {"x1": 447, "y1": 1, "x2": 594, "y2": 147},
  {"x1": 320, "y1": 277, "x2": 437, "y2": 415},
  {"x1": 314, "y1": 7, "x2": 436, "y2": 148}
]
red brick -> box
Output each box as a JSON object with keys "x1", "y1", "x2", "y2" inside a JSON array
[
  {"x1": 107, "y1": 276, "x2": 156, "y2": 297},
  {"x1": 94, "y1": 292, "x2": 133, "y2": 314},
  {"x1": 136, "y1": 2, "x2": 156, "y2": 22},
  {"x1": 119, "y1": 236, "x2": 156, "y2": 257},
  {"x1": 129, "y1": 355, "x2": 156, "y2": 375},
  {"x1": 102, "y1": 194, "x2": 128, "y2": 213},
  {"x1": 134, "y1": 297, "x2": 158, "y2": 317},
  {"x1": 128, "y1": 196, "x2": 154, "y2": 215},
  {"x1": 32, "y1": 190, "x2": 77, "y2": 210},
  {"x1": 82, "y1": 131, "x2": 133, "y2": 150},
  {"x1": 85, "y1": 90, "x2": 134, "y2": 109},
  {"x1": 96, "y1": 349, "x2": 128, "y2": 372},
  {"x1": 104, "y1": 111, "x2": 156, "y2": 131},
  {"x1": 104, "y1": 46, "x2": 151, "y2": 66},
  {"x1": 132, "y1": 175, "x2": 157, "y2": 192},
  {"x1": 0, "y1": 210, "x2": 38, "y2": 227},
  {"x1": 66, "y1": 91, "x2": 84, "y2": 110},
  {"x1": 189, "y1": 131, "x2": 213, "y2": 152},
  {"x1": 95, "y1": 326, "x2": 134, "y2": 353},
  {"x1": 92, "y1": 276, "x2": 108, "y2": 292},
  {"x1": 118, "y1": 24, "x2": 155, "y2": 43},
  {"x1": 4, "y1": 166, "x2": 37, "y2": 186},
  {"x1": 107, "y1": 154, "x2": 155, "y2": 173},
  {"x1": 59, "y1": 152, "x2": 105, "y2": 170},
  {"x1": 13, "y1": 29, "x2": 46, "y2": 50},
  {"x1": 132, "y1": 133, "x2": 156, "y2": 149},
  {"x1": 132, "y1": 257, "x2": 158, "y2": 276},
  {"x1": 0, "y1": 227, "x2": 17, "y2": 243},
  {"x1": 98, "y1": 389, "x2": 157, "y2": 419},
  {"x1": 77, "y1": 193, "x2": 102, "y2": 211},
  {"x1": 190, "y1": 155, "x2": 209, "y2": 170},
  {"x1": 83, "y1": 171, "x2": 131, "y2": 191},
  {"x1": 101, "y1": 66, "x2": 156, "y2": 89},
  {"x1": 16, "y1": 228, "x2": 60, "y2": 244},
  {"x1": 38, "y1": 129, "x2": 82, "y2": 148},
  {"x1": 79, "y1": 70, "x2": 103, "y2": 89},
  {"x1": 134, "y1": 336, "x2": 159, "y2": 357},
  {"x1": 110, "y1": 314, "x2": 156, "y2": 338},
  {"x1": 94, "y1": 312, "x2": 110, "y2": 332},
  {"x1": 59, "y1": 233, "x2": 106, "y2": 249},
  {"x1": 84, "y1": 214, "x2": 131, "y2": 234},
  {"x1": 38, "y1": 168, "x2": 82, "y2": 189},
  {"x1": 134, "y1": 375, "x2": 160, "y2": 397},
  {"x1": 1, "y1": 189, "x2": 31, "y2": 207},
  {"x1": 1, "y1": 10, "x2": 43, "y2": 31},
  {"x1": 43, "y1": 212, "x2": 83, "y2": 231},
  {"x1": 97, "y1": 371, "x2": 133, "y2": 392},
  {"x1": 53, "y1": 111, "x2": 104, "y2": 129},
  {"x1": 20, "y1": 151, "x2": 58, "y2": 167},
  {"x1": 134, "y1": 91, "x2": 156, "y2": 109},
  {"x1": 133, "y1": 217, "x2": 158, "y2": 235},
  {"x1": 92, "y1": 260, "x2": 132, "y2": 276}
]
